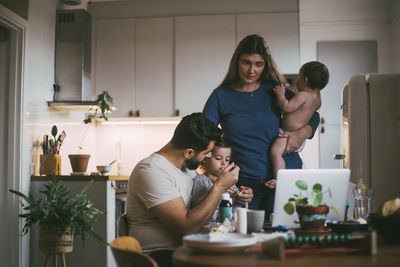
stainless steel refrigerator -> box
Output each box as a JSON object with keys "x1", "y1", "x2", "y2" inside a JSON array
[{"x1": 341, "y1": 73, "x2": 400, "y2": 210}]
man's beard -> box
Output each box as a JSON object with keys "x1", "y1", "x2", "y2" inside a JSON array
[{"x1": 181, "y1": 157, "x2": 201, "y2": 171}]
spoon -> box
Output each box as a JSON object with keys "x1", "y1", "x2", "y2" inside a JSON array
[{"x1": 51, "y1": 125, "x2": 58, "y2": 143}]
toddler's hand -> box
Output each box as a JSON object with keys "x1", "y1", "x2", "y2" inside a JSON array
[
  {"x1": 264, "y1": 179, "x2": 277, "y2": 189},
  {"x1": 273, "y1": 84, "x2": 285, "y2": 96},
  {"x1": 226, "y1": 185, "x2": 237, "y2": 194}
]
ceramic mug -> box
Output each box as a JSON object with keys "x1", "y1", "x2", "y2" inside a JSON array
[{"x1": 247, "y1": 209, "x2": 265, "y2": 233}]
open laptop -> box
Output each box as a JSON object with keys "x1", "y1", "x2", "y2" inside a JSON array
[{"x1": 272, "y1": 169, "x2": 350, "y2": 228}]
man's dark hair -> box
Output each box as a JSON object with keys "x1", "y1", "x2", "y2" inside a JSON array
[
  {"x1": 171, "y1": 113, "x2": 222, "y2": 152},
  {"x1": 300, "y1": 61, "x2": 329, "y2": 90}
]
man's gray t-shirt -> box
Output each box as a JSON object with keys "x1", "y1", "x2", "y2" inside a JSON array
[{"x1": 126, "y1": 153, "x2": 196, "y2": 253}]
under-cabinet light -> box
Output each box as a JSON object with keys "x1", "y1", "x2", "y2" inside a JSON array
[{"x1": 101, "y1": 120, "x2": 180, "y2": 125}]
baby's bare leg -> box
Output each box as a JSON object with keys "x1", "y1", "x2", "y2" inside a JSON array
[{"x1": 270, "y1": 137, "x2": 287, "y2": 179}]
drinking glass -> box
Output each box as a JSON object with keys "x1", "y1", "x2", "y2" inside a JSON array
[{"x1": 353, "y1": 188, "x2": 375, "y2": 219}]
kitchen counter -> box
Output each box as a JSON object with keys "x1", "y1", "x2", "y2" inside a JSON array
[{"x1": 31, "y1": 174, "x2": 129, "y2": 181}]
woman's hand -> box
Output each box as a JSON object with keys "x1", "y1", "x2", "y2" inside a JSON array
[
  {"x1": 279, "y1": 125, "x2": 312, "y2": 154},
  {"x1": 234, "y1": 186, "x2": 253, "y2": 205}
]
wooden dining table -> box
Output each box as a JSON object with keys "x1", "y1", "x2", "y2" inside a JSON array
[{"x1": 173, "y1": 242, "x2": 400, "y2": 267}]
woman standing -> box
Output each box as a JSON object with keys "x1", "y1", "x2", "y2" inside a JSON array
[{"x1": 202, "y1": 34, "x2": 319, "y2": 218}]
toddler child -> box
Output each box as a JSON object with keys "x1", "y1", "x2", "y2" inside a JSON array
[
  {"x1": 266, "y1": 61, "x2": 329, "y2": 188},
  {"x1": 190, "y1": 139, "x2": 253, "y2": 222}
]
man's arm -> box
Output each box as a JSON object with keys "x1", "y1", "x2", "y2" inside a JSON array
[{"x1": 151, "y1": 164, "x2": 239, "y2": 236}]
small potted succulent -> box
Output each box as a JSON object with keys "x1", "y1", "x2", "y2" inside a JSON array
[
  {"x1": 283, "y1": 180, "x2": 339, "y2": 230},
  {"x1": 9, "y1": 174, "x2": 107, "y2": 256},
  {"x1": 69, "y1": 91, "x2": 113, "y2": 173}
]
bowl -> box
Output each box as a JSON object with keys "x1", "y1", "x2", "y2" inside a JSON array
[
  {"x1": 96, "y1": 165, "x2": 112, "y2": 175},
  {"x1": 326, "y1": 220, "x2": 360, "y2": 233}
]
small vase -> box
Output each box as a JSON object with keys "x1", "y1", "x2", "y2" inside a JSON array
[
  {"x1": 68, "y1": 154, "x2": 90, "y2": 173},
  {"x1": 39, "y1": 225, "x2": 74, "y2": 254},
  {"x1": 296, "y1": 205, "x2": 329, "y2": 230}
]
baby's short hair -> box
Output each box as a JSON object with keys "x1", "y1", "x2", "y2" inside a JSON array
[
  {"x1": 300, "y1": 61, "x2": 329, "y2": 90},
  {"x1": 215, "y1": 137, "x2": 231, "y2": 148}
]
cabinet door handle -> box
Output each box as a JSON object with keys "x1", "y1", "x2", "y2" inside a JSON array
[
  {"x1": 136, "y1": 110, "x2": 140, "y2": 117},
  {"x1": 333, "y1": 154, "x2": 346, "y2": 160},
  {"x1": 175, "y1": 109, "x2": 180, "y2": 116}
]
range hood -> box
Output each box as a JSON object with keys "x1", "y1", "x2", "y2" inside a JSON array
[{"x1": 48, "y1": 9, "x2": 94, "y2": 109}]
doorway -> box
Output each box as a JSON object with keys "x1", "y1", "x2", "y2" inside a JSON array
[
  {"x1": 317, "y1": 41, "x2": 377, "y2": 168},
  {"x1": 0, "y1": 8, "x2": 25, "y2": 266}
]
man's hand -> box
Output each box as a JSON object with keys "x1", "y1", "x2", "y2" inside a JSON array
[
  {"x1": 215, "y1": 162, "x2": 239, "y2": 191},
  {"x1": 234, "y1": 186, "x2": 253, "y2": 205}
]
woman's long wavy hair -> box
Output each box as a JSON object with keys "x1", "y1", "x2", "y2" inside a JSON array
[{"x1": 219, "y1": 34, "x2": 286, "y2": 88}]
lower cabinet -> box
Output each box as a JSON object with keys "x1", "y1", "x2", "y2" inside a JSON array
[{"x1": 30, "y1": 180, "x2": 118, "y2": 267}]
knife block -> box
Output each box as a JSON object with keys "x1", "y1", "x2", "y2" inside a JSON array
[{"x1": 40, "y1": 154, "x2": 61, "y2": 175}]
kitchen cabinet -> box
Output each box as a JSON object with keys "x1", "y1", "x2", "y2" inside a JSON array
[
  {"x1": 135, "y1": 17, "x2": 174, "y2": 117},
  {"x1": 93, "y1": 18, "x2": 135, "y2": 117},
  {"x1": 93, "y1": 13, "x2": 300, "y2": 117},
  {"x1": 237, "y1": 12, "x2": 300, "y2": 74},
  {"x1": 175, "y1": 15, "x2": 236, "y2": 117}
]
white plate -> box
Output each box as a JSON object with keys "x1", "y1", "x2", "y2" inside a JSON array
[{"x1": 183, "y1": 233, "x2": 257, "y2": 253}]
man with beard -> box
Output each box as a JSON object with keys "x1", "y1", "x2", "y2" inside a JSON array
[{"x1": 126, "y1": 113, "x2": 240, "y2": 267}]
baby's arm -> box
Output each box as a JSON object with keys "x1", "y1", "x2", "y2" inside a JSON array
[{"x1": 274, "y1": 85, "x2": 306, "y2": 113}]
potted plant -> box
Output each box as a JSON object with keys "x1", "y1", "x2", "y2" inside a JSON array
[
  {"x1": 69, "y1": 91, "x2": 113, "y2": 173},
  {"x1": 283, "y1": 180, "x2": 340, "y2": 230},
  {"x1": 9, "y1": 174, "x2": 107, "y2": 255}
]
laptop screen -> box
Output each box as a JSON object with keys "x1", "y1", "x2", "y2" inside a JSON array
[{"x1": 272, "y1": 169, "x2": 350, "y2": 228}]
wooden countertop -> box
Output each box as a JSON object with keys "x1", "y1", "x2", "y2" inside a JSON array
[{"x1": 31, "y1": 174, "x2": 129, "y2": 181}]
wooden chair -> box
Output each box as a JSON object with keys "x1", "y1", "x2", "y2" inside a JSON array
[
  {"x1": 110, "y1": 236, "x2": 159, "y2": 267},
  {"x1": 120, "y1": 213, "x2": 129, "y2": 236}
]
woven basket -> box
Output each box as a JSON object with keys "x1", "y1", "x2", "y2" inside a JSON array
[{"x1": 39, "y1": 226, "x2": 74, "y2": 254}]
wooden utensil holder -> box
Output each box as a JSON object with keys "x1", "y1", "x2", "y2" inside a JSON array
[{"x1": 40, "y1": 154, "x2": 61, "y2": 175}]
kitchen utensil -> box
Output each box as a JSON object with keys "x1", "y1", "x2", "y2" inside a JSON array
[
  {"x1": 108, "y1": 159, "x2": 117, "y2": 166},
  {"x1": 51, "y1": 125, "x2": 58, "y2": 143},
  {"x1": 49, "y1": 139, "x2": 54, "y2": 153},
  {"x1": 56, "y1": 131, "x2": 66, "y2": 153}
]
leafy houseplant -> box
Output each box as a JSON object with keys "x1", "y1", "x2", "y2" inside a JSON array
[
  {"x1": 283, "y1": 180, "x2": 339, "y2": 230},
  {"x1": 69, "y1": 91, "x2": 114, "y2": 173},
  {"x1": 9, "y1": 174, "x2": 107, "y2": 253}
]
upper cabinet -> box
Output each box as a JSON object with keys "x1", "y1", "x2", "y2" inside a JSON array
[
  {"x1": 93, "y1": 18, "x2": 135, "y2": 117},
  {"x1": 135, "y1": 17, "x2": 174, "y2": 117},
  {"x1": 175, "y1": 15, "x2": 236, "y2": 117},
  {"x1": 92, "y1": 12, "x2": 299, "y2": 118},
  {"x1": 237, "y1": 12, "x2": 300, "y2": 74}
]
